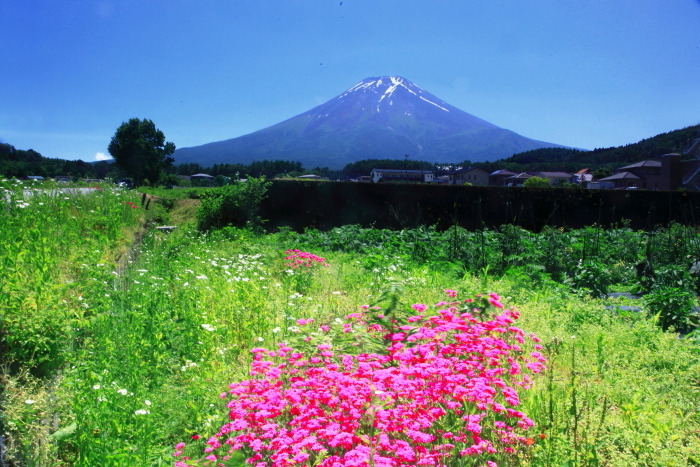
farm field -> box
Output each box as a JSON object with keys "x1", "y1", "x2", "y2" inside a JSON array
[{"x1": 1, "y1": 182, "x2": 700, "y2": 467}]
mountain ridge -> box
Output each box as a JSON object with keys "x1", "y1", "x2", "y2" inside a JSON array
[{"x1": 174, "y1": 76, "x2": 565, "y2": 169}]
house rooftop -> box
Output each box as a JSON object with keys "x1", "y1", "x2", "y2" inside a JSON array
[
  {"x1": 372, "y1": 169, "x2": 433, "y2": 174},
  {"x1": 532, "y1": 171, "x2": 572, "y2": 178},
  {"x1": 505, "y1": 172, "x2": 534, "y2": 180},
  {"x1": 450, "y1": 167, "x2": 488, "y2": 175},
  {"x1": 599, "y1": 172, "x2": 641, "y2": 181},
  {"x1": 618, "y1": 160, "x2": 661, "y2": 170},
  {"x1": 490, "y1": 169, "x2": 516, "y2": 176}
]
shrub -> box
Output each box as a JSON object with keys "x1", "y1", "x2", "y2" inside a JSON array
[
  {"x1": 522, "y1": 177, "x2": 550, "y2": 188},
  {"x1": 643, "y1": 286, "x2": 698, "y2": 333},
  {"x1": 196, "y1": 177, "x2": 270, "y2": 232}
]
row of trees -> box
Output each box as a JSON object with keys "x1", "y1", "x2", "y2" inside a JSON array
[
  {"x1": 0, "y1": 143, "x2": 127, "y2": 180},
  {"x1": 6, "y1": 119, "x2": 698, "y2": 186}
]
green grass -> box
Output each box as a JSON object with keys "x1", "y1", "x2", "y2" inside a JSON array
[{"x1": 2, "y1": 188, "x2": 700, "y2": 466}]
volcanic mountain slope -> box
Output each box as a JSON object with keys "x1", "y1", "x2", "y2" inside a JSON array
[{"x1": 174, "y1": 76, "x2": 565, "y2": 169}]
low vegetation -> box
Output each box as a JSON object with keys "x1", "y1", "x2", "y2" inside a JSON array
[{"x1": 1, "y1": 182, "x2": 699, "y2": 466}]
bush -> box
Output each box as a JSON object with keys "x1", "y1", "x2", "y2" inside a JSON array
[
  {"x1": 196, "y1": 177, "x2": 270, "y2": 232},
  {"x1": 643, "y1": 286, "x2": 698, "y2": 333},
  {"x1": 522, "y1": 177, "x2": 550, "y2": 188}
]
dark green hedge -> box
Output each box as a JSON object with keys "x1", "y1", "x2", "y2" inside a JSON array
[{"x1": 260, "y1": 180, "x2": 700, "y2": 232}]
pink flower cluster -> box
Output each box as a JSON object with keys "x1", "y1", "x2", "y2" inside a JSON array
[
  {"x1": 174, "y1": 291, "x2": 545, "y2": 467},
  {"x1": 284, "y1": 249, "x2": 330, "y2": 269}
]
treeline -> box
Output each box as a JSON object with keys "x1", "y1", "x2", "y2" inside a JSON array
[
  {"x1": 340, "y1": 125, "x2": 700, "y2": 177},
  {"x1": 471, "y1": 124, "x2": 700, "y2": 174},
  {"x1": 0, "y1": 143, "x2": 126, "y2": 180},
  {"x1": 169, "y1": 160, "x2": 309, "y2": 179},
  {"x1": 4, "y1": 123, "x2": 698, "y2": 182}
]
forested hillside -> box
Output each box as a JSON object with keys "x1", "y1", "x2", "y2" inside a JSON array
[
  {"x1": 0, "y1": 143, "x2": 120, "y2": 179},
  {"x1": 471, "y1": 124, "x2": 700, "y2": 174}
]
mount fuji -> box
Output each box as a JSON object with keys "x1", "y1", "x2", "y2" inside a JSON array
[{"x1": 174, "y1": 76, "x2": 565, "y2": 169}]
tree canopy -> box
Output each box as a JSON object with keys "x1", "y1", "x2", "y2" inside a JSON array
[{"x1": 108, "y1": 118, "x2": 175, "y2": 186}]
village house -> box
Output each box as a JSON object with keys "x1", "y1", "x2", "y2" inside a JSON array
[
  {"x1": 596, "y1": 171, "x2": 642, "y2": 189},
  {"x1": 571, "y1": 169, "x2": 593, "y2": 185},
  {"x1": 530, "y1": 171, "x2": 572, "y2": 186},
  {"x1": 447, "y1": 167, "x2": 489, "y2": 186},
  {"x1": 370, "y1": 168, "x2": 434, "y2": 183},
  {"x1": 489, "y1": 169, "x2": 516, "y2": 186},
  {"x1": 503, "y1": 172, "x2": 533, "y2": 187}
]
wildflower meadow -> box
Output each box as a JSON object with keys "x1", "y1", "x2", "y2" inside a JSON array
[{"x1": 1, "y1": 181, "x2": 699, "y2": 467}]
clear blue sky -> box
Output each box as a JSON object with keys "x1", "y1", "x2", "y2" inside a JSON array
[{"x1": 2, "y1": 0, "x2": 699, "y2": 163}]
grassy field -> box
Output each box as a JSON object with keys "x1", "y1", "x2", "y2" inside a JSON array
[{"x1": 1, "y1": 183, "x2": 699, "y2": 466}]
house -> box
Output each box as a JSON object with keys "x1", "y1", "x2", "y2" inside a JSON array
[
  {"x1": 190, "y1": 173, "x2": 215, "y2": 180},
  {"x1": 530, "y1": 172, "x2": 572, "y2": 186},
  {"x1": 614, "y1": 161, "x2": 663, "y2": 189},
  {"x1": 26, "y1": 176, "x2": 44, "y2": 181},
  {"x1": 489, "y1": 169, "x2": 516, "y2": 186},
  {"x1": 298, "y1": 174, "x2": 323, "y2": 180},
  {"x1": 571, "y1": 169, "x2": 593, "y2": 185},
  {"x1": 447, "y1": 167, "x2": 489, "y2": 186},
  {"x1": 597, "y1": 172, "x2": 642, "y2": 189},
  {"x1": 190, "y1": 173, "x2": 215, "y2": 186},
  {"x1": 54, "y1": 175, "x2": 72, "y2": 183},
  {"x1": 370, "y1": 168, "x2": 434, "y2": 183},
  {"x1": 503, "y1": 173, "x2": 533, "y2": 187}
]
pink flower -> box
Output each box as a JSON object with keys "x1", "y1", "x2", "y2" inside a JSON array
[
  {"x1": 175, "y1": 290, "x2": 544, "y2": 467},
  {"x1": 488, "y1": 293, "x2": 503, "y2": 309},
  {"x1": 444, "y1": 289, "x2": 458, "y2": 298},
  {"x1": 411, "y1": 303, "x2": 427, "y2": 312}
]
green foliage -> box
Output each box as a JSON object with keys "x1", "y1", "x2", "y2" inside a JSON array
[
  {"x1": 522, "y1": 176, "x2": 551, "y2": 188},
  {"x1": 472, "y1": 124, "x2": 700, "y2": 174},
  {"x1": 196, "y1": 177, "x2": 270, "y2": 232},
  {"x1": 643, "y1": 286, "x2": 698, "y2": 333},
  {"x1": 107, "y1": 118, "x2": 175, "y2": 186},
  {"x1": 0, "y1": 142, "x2": 123, "y2": 179},
  {"x1": 4, "y1": 201, "x2": 700, "y2": 466},
  {"x1": 567, "y1": 260, "x2": 611, "y2": 297}
]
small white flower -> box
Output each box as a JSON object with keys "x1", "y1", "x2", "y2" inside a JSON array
[
  {"x1": 117, "y1": 388, "x2": 128, "y2": 395},
  {"x1": 332, "y1": 291, "x2": 342, "y2": 295},
  {"x1": 195, "y1": 275, "x2": 208, "y2": 280},
  {"x1": 24, "y1": 399, "x2": 35, "y2": 404},
  {"x1": 92, "y1": 384, "x2": 101, "y2": 390},
  {"x1": 272, "y1": 327, "x2": 281, "y2": 333},
  {"x1": 144, "y1": 400, "x2": 151, "y2": 406},
  {"x1": 201, "y1": 324, "x2": 216, "y2": 332},
  {"x1": 257, "y1": 337, "x2": 264, "y2": 342},
  {"x1": 134, "y1": 409, "x2": 149, "y2": 415}
]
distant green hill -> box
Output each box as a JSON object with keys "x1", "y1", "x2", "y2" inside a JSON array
[
  {"x1": 471, "y1": 125, "x2": 700, "y2": 174},
  {"x1": 339, "y1": 125, "x2": 700, "y2": 177},
  {"x1": 0, "y1": 143, "x2": 119, "y2": 179}
]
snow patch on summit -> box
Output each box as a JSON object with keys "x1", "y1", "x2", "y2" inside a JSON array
[{"x1": 337, "y1": 76, "x2": 447, "y2": 112}]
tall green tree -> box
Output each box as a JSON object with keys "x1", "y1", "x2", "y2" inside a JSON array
[{"x1": 107, "y1": 118, "x2": 175, "y2": 186}]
